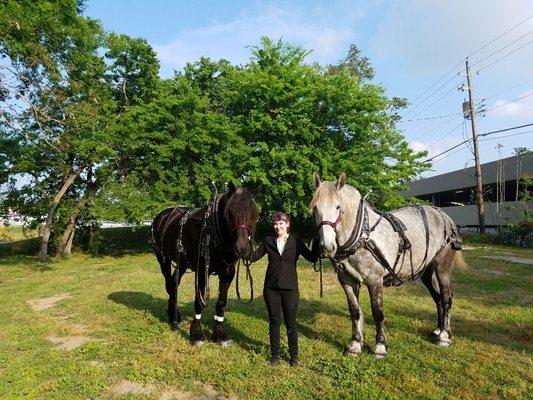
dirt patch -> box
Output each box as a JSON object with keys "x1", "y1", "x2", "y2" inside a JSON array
[
  {"x1": 46, "y1": 335, "x2": 95, "y2": 350},
  {"x1": 109, "y1": 379, "x2": 156, "y2": 396},
  {"x1": 158, "y1": 382, "x2": 237, "y2": 400},
  {"x1": 27, "y1": 293, "x2": 70, "y2": 311},
  {"x1": 481, "y1": 256, "x2": 533, "y2": 265}
]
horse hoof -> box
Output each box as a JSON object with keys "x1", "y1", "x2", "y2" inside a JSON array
[
  {"x1": 434, "y1": 331, "x2": 451, "y2": 346},
  {"x1": 170, "y1": 321, "x2": 181, "y2": 330},
  {"x1": 219, "y1": 340, "x2": 230, "y2": 348},
  {"x1": 346, "y1": 341, "x2": 362, "y2": 356},
  {"x1": 193, "y1": 340, "x2": 205, "y2": 347},
  {"x1": 430, "y1": 328, "x2": 442, "y2": 337},
  {"x1": 372, "y1": 343, "x2": 387, "y2": 357}
]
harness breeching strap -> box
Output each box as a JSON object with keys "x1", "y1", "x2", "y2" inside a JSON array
[{"x1": 417, "y1": 205, "x2": 430, "y2": 269}]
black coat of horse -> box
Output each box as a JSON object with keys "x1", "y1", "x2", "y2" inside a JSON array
[{"x1": 151, "y1": 183, "x2": 258, "y2": 345}]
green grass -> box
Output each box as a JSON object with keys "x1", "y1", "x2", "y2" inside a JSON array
[
  {"x1": 0, "y1": 246, "x2": 531, "y2": 399},
  {"x1": 0, "y1": 226, "x2": 38, "y2": 242}
]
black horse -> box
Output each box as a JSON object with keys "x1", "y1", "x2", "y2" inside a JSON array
[{"x1": 151, "y1": 183, "x2": 258, "y2": 346}]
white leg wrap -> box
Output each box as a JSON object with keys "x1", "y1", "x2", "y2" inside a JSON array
[
  {"x1": 347, "y1": 340, "x2": 362, "y2": 355},
  {"x1": 436, "y1": 330, "x2": 451, "y2": 346},
  {"x1": 214, "y1": 315, "x2": 224, "y2": 322},
  {"x1": 195, "y1": 314, "x2": 202, "y2": 320},
  {"x1": 373, "y1": 343, "x2": 387, "y2": 357}
]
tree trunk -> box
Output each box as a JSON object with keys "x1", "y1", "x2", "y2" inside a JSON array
[
  {"x1": 58, "y1": 216, "x2": 77, "y2": 258},
  {"x1": 38, "y1": 169, "x2": 82, "y2": 263},
  {"x1": 57, "y1": 168, "x2": 97, "y2": 258}
]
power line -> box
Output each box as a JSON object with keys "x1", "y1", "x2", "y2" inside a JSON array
[
  {"x1": 407, "y1": 81, "x2": 465, "y2": 120},
  {"x1": 403, "y1": 74, "x2": 460, "y2": 117},
  {"x1": 480, "y1": 129, "x2": 533, "y2": 142},
  {"x1": 423, "y1": 122, "x2": 533, "y2": 162},
  {"x1": 403, "y1": 64, "x2": 463, "y2": 115},
  {"x1": 409, "y1": 115, "x2": 462, "y2": 141},
  {"x1": 471, "y1": 30, "x2": 533, "y2": 67},
  {"x1": 403, "y1": 112, "x2": 462, "y2": 122},
  {"x1": 478, "y1": 122, "x2": 533, "y2": 137},
  {"x1": 403, "y1": 15, "x2": 533, "y2": 117},
  {"x1": 476, "y1": 39, "x2": 533, "y2": 73},
  {"x1": 482, "y1": 78, "x2": 533, "y2": 102},
  {"x1": 484, "y1": 92, "x2": 533, "y2": 113},
  {"x1": 422, "y1": 121, "x2": 464, "y2": 151},
  {"x1": 431, "y1": 143, "x2": 470, "y2": 163},
  {"x1": 468, "y1": 15, "x2": 533, "y2": 59}
]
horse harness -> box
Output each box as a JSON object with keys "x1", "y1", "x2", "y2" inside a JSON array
[
  {"x1": 319, "y1": 199, "x2": 462, "y2": 286},
  {"x1": 153, "y1": 193, "x2": 254, "y2": 308}
]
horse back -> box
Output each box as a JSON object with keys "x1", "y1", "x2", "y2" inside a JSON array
[{"x1": 151, "y1": 206, "x2": 204, "y2": 264}]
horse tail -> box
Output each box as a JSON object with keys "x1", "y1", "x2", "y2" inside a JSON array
[{"x1": 453, "y1": 250, "x2": 468, "y2": 270}]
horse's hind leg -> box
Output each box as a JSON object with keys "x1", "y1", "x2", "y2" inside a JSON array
[
  {"x1": 155, "y1": 253, "x2": 176, "y2": 327},
  {"x1": 421, "y1": 264, "x2": 444, "y2": 339},
  {"x1": 211, "y1": 266, "x2": 235, "y2": 346},
  {"x1": 425, "y1": 249, "x2": 455, "y2": 346},
  {"x1": 338, "y1": 270, "x2": 364, "y2": 356},
  {"x1": 169, "y1": 257, "x2": 187, "y2": 329},
  {"x1": 190, "y1": 262, "x2": 208, "y2": 346},
  {"x1": 368, "y1": 280, "x2": 387, "y2": 358}
]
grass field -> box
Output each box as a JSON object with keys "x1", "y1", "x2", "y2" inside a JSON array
[
  {"x1": 0, "y1": 245, "x2": 531, "y2": 399},
  {"x1": 0, "y1": 226, "x2": 38, "y2": 242}
]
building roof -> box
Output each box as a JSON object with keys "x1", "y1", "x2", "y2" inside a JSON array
[{"x1": 406, "y1": 153, "x2": 532, "y2": 196}]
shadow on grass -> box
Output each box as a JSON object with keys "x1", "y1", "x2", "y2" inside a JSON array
[
  {"x1": 387, "y1": 292, "x2": 532, "y2": 352},
  {"x1": 0, "y1": 254, "x2": 53, "y2": 270},
  {"x1": 107, "y1": 290, "x2": 348, "y2": 353}
]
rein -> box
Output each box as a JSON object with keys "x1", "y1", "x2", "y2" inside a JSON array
[{"x1": 235, "y1": 256, "x2": 254, "y2": 304}]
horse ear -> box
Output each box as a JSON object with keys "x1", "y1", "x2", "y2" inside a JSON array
[
  {"x1": 227, "y1": 181, "x2": 236, "y2": 195},
  {"x1": 312, "y1": 172, "x2": 321, "y2": 190},
  {"x1": 336, "y1": 172, "x2": 346, "y2": 191}
]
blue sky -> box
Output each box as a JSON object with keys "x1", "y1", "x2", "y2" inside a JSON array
[{"x1": 85, "y1": 0, "x2": 533, "y2": 178}]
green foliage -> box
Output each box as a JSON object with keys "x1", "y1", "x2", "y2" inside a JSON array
[{"x1": 2, "y1": 5, "x2": 429, "y2": 256}]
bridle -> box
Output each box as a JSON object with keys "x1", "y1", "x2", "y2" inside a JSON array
[
  {"x1": 316, "y1": 208, "x2": 342, "y2": 231},
  {"x1": 232, "y1": 224, "x2": 252, "y2": 236}
]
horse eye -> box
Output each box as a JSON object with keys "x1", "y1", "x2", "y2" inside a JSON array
[
  {"x1": 248, "y1": 235, "x2": 251, "y2": 241},
  {"x1": 336, "y1": 205, "x2": 341, "y2": 210}
]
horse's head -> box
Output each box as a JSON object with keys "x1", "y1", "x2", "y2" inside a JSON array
[
  {"x1": 310, "y1": 172, "x2": 356, "y2": 258},
  {"x1": 223, "y1": 182, "x2": 259, "y2": 259}
]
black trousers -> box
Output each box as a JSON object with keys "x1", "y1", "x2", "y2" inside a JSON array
[{"x1": 263, "y1": 287, "x2": 299, "y2": 358}]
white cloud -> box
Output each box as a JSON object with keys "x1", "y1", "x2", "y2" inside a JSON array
[
  {"x1": 489, "y1": 91, "x2": 533, "y2": 118},
  {"x1": 154, "y1": 3, "x2": 357, "y2": 75}
]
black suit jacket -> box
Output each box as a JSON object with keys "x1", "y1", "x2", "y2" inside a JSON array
[{"x1": 250, "y1": 235, "x2": 319, "y2": 290}]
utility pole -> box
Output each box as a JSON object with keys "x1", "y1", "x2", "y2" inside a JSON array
[{"x1": 465, "y1": 58, "x2": 485, "y2": 233}]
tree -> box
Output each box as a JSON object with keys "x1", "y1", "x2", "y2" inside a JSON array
[{"x1": 216, "y1": 38, "x2": 427, "y2": 221}]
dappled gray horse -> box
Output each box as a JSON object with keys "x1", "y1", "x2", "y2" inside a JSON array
[{"x1": 311, "y1": 173, "x2": 464, "y2": 357}]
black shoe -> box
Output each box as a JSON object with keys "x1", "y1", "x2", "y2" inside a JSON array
[
  {"x1": 270, "y1": 356, "x2": 280, "y2": 366},
  {"x1": 290, "y1": 357, "x2": 298, "y2": 367}
]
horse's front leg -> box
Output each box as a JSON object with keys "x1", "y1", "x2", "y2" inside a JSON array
[
  {"x1": 212, "y1": 265, "x2": 235, "y2": 347},
  {"x1": 368, "y1": 280, "x2": 387, "y2": 358},
  {"x1": 338, "y1": 270, "x2": 364, "y2": 356},
  {"x1": 190, "y1": 263, "x2": 208, "y2": 346}
]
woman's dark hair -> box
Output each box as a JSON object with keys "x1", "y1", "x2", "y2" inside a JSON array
[{"x1": 271, "y1": 211, "x2": 291, "y2": 231}]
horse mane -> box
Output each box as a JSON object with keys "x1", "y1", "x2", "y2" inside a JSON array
[
  {"x1": 223, "y1": 186, "x2": 259, "y2": 230},
  {"x1": 310, "y1": 181, "x2": 361, "y2": 229}
]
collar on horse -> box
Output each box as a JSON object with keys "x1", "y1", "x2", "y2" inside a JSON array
[{"x1": 319, "y1": 192, "x2": 410, "y2": 285}]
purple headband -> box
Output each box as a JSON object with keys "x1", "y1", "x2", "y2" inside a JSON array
[{"x1": 271, "y1": 214, "x2": 288, "y2": 223}]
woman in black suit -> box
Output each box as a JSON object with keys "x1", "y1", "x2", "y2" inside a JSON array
[{"x1": 250, "y1": 212, "x2": 319, "y2": 367}]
